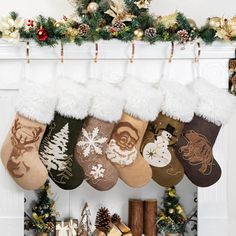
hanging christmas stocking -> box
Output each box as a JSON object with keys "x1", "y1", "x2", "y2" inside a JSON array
[
  {"x1": 39, "y1": 77, "x2": 91, "y2": 190},
  {"x1": 75, "y1": 79, "x2": 124, "y2": 191},
  {"x1": 175, "y1": 79, "x2": 236, "y2": 187},
  {"x1": 141, "y1": 80, "x2": 197, "y2": 187},
  {"x1": 1, "y1": 80, "x2": 57, "y2": 190},
  {"x1": 106, "y1": 78, "x2": 163, "y2": 188}
]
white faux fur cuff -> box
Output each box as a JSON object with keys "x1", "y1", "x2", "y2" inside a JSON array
[
  {"x1": 194, "y1": 79, "x2": 236, "y2": 126},
  {"x1": 87, "y1": 80, "x2": 125, "y2": 122},
  {"x1": 160, "y1": 80, "x2": 197, "y2": 122},
  {"x1": 56, "y1": 77, "x2": 91, "y2": 120},
  {"x1": 15, "y1": 80, "x2": 57, "y2": 124},
  {"x1": 122, "y1": 78, "x2": 163, "y2": 122}
]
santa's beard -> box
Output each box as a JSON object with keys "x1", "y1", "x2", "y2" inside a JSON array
[{"x1": 106, "y1": 139, "x2": 137, "y2": 166}]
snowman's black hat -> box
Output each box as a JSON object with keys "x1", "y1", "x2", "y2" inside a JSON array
[{"x1": 165, "y1": 124, "x2": 175, "y2": 135}]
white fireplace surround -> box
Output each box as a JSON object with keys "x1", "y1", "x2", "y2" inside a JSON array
[{"x1": 0, "y1": 40, "x2": 235, "y2": 236}]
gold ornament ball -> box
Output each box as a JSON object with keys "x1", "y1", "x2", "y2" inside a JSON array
[
  {"x1": 169, "y1": 208, "x2": 175, "y2": 214},
  {"x1": 54, "y1": 22, "x2": 62, "y2": 28},
  {"x1": 187, "y1": 18, "x2": 197, "y2": 28},
  {"x1": 208, "y1": 17, "x2": 222, "y2": 28},
  {"x1": 87, "y1": 2, "x2": 99, "y2": 13},
  {"x1": 134, "y1": 29, "x2": 144, "y2": 39}
]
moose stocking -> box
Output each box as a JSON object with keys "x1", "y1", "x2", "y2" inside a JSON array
[
  {"x1": 141, "y1": 80, "x2": 197, "y2": 187},
  {"x1": 1, "y1": 80, "x2": 57, "y2": 190},
  {"x1": 175, "y1": 79, "x2": 236, "y2": 187},
  {"x1": 39, "y1": 77, "x2": 91, "y2": 190},
  {"x1": 106, "y1": 78, "x2": 163, "y2": 188},
  {"x1": 75, "y1": 79, "x2": 124, "y2": 191}
]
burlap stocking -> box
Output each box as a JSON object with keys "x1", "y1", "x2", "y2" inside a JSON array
[
  {"x1": 106, "y1": 78, "x2": 163, "y2": 188},
  {"x1": 175, "y1": 79, "x2": 236, "y2": 187},
  {"x1": 1, "y1": 80, "x2": 56, "y2": 190},
  {"x1": 75, "y1": 79, "x2": 124, "y2": 191}
]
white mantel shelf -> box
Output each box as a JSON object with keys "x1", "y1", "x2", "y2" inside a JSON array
[
  {"x1": 0, "y1": 40, "x2": 233, "y2": 236},
  {"x1": 0, "y1": 40, "x2": 236, "y2": 60}
]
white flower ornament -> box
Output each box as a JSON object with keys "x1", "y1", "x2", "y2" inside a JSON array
[{"x1": 0, "y1": 15, "x2": 24, "y2": 43}]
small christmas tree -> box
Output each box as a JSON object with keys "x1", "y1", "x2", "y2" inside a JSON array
[
  {"x1": 157, "y1": 187, "x2": 187, "y2": 235},
  {"x1": 78, "y1": 202, "x2": 93, "y2": 236},
  {"x1": 30, "y1": 180, "x2": 57, "y2": 234}
]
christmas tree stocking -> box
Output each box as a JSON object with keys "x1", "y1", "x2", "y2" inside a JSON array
[
  {"x1": 75, "y1": 79, "x2": 124, "y2": 191},
  {"x1": 175, "y1": 79, "x2": 236, "y2": 187},
  {"x1": 39, "y1": 78, "x2": 91, "y2": 190},
  {"x1": 106, "y1": 78, "x2": 163, "y2": 188},
  {"x1": 141, "y1": 81, "x2": 197, "y2": 187},
  {"x1": 1, "y1": 80, "x2": 57, "y2": 190}
]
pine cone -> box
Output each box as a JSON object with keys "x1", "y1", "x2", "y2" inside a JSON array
[
  {"x1": 95, "y1": 207, "x2": 111, "y2": 233},
  {"x1": 145, "y1": 27, "x2": 157, "y2": 38},
  {"x1": 112, "y1": 21, "x2": 126, "y2": 31},
  {"x1": 78, "y1": 23, "x2": 90, "y2": 36},
  {"x1": 111, "y1": 213, "x2": 121, "y2": 224},
  {"x1": 177, "y1": 29, "x2": 189, "y2": 43}
]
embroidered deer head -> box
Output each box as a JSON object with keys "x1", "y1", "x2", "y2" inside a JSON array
[{"x1": 7, "y1": 118, "x2": 42, "y2": 178}]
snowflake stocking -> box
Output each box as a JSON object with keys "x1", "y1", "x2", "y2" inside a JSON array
[
  {"x1": 141, "y1": 80, "x2": 197, "y2": 187},
  {"x1": 175, "y1": 79, "x2": 236, "y2": 187},
  {"x1": 39, "y1": 78, "x2": 91, "y2": 190},
  {"x1": 1, "y1": 80, "x2": 57, "y2": 190},
  {"x1": 75, "y1": 79, "x2": 124, "y2": 191},
  {"x1": 106, "y1": 78, "x2": 163, "y2": 188}
]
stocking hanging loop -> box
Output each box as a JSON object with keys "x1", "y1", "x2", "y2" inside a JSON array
[
  {"x1": 168, "y1": 41, "x2": 175, "y2": 63},
  {"x1": 61, "y1": 42, "x2": 64, "y2": 64},
  {"x1": 194, "y1": 42, "x2": 201, "y2": 63},
  {"x1": 130, "y1": 42, "x2": 135, "y2": 63},
  {"x1": 26, "y1": 41, "x2": 30, "y2": 64},
  {"x1": 94, "y1": 43, "x2": 99, "y2": 63}
]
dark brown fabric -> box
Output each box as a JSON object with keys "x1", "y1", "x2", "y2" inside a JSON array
[
  {"x1": 141, "y1": 113, "x2": 184, "y2": 187},
  {"x1": 75, "y1": 116, "x2": 119, "y2": 191},
  {"x1": 39, "y1": 112, "x2": 85, "y2": 190},
  {"x1": 175, "y1": 115, "x2": 222, "y2": 187}
]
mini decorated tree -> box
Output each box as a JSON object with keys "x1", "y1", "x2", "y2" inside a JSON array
[
  {"x1": 157, "y1": 187, "x2": 187, "y2": 235},
  {"x1": 25, "y1": 180, "x2": 57, "y2": 235},
  {"x1": 78, "y1": 202, "x2": 93, "y2": 236}
]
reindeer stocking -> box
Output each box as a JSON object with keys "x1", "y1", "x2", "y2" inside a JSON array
[
  {"x1": 106, "y1": 77, "x2": 163, "y2": 188},
  {"x1": 141, "y1": 80, "x2": 197, "y2": 187},
  {"x1": 75, "y1": 79, "x2": 124, "y2": 191},
  {"x1": 175, "y1": 79, "x2": 236, "y2": 187},
  {"x1": 39, "y1": 77, "x2": 91, "y2": 190},
  {"x1": 1, "y1": 80, "x2": 57, "y2": 190}
]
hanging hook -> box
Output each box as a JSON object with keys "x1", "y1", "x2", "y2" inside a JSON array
[
  {"x1": 26, "y1": 41, "x2": 30, "y2": 64},
  {"x1": 194, "y1": 42, "x2": 201, "y2": 63},
  {"x1": 94, "y1": 43, "x2": 98, "y2": 63},
  {"x1": 61, "y1": 42, "x2": 64, "y2": 63},
  {"x1": 130, "y1": 42, "x2": 135, "y2": 63},
  {"x1": 168, "y1": 41, "x2": 174, "y2": 63}
]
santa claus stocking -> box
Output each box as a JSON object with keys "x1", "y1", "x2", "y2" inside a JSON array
[
  {"x1": 39, "y1": 77, "x2": 91, "y2": 190},
  {"x1": 141, "y1": 80, "x2": 197, "y2": 187},
  {"x1": 75, "y1": 79, "x2": 124, "y2": 191},
  {"x1": 1, "y1": 80, "x2": 57, "y2": 190},
  {"x1": 106, "y1": 77, "x2": 163, "y2": 188},
  {"x1": 175, "y1": 79, "x2": 236, "y2": 187}
]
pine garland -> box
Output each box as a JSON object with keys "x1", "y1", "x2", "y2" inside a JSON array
[{"x1": 0, "y1": 1, "x2": 236, "y2": 47}]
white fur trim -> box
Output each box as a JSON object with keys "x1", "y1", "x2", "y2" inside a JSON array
[
  {"x1": 15, "y1": 80, "x2": 57, "y2": 124},
  {"x1": 56, "y1": 77, "x2": 91, "y2": 120},
  {"x1": 87, "y1": 80, "x2": 125, "y2": 122},
  {"x1": 194, "y1": 79, "x2": 236, "y2": 125},
  {"x1": 122, "y1": 78, "x2": 163, "y2": 122},
  {"x1": 160, "y1": 80, "x2": 197, "y2": 122}
]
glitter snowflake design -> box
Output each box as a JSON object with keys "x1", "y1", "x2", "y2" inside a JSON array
[
  {"x1": 77, "y1": 127, "x2": 108, "y2": 157},
  {"x1": 90, "y1": 164, "x2": 105, "y2": 179}
]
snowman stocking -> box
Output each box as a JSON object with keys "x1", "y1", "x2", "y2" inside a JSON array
[
  {"x1": 175, "y1": 79, "x2": 236, "y2": 187},
  {"x1": 39, "y1": 77, "x2": 91, "y2": 190},
  {"x1": 1, "y1": 80, "x2": 57, "y2": 190},
  {"x1": 141, "y1": 80, "x2": 197, "y2": 187},
  {"x1": 75, "y1": 79, "x2": 124, "y2": 191},
  {"x1": 106, "y1": 78, "x2": 163, "y2": 188}
]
